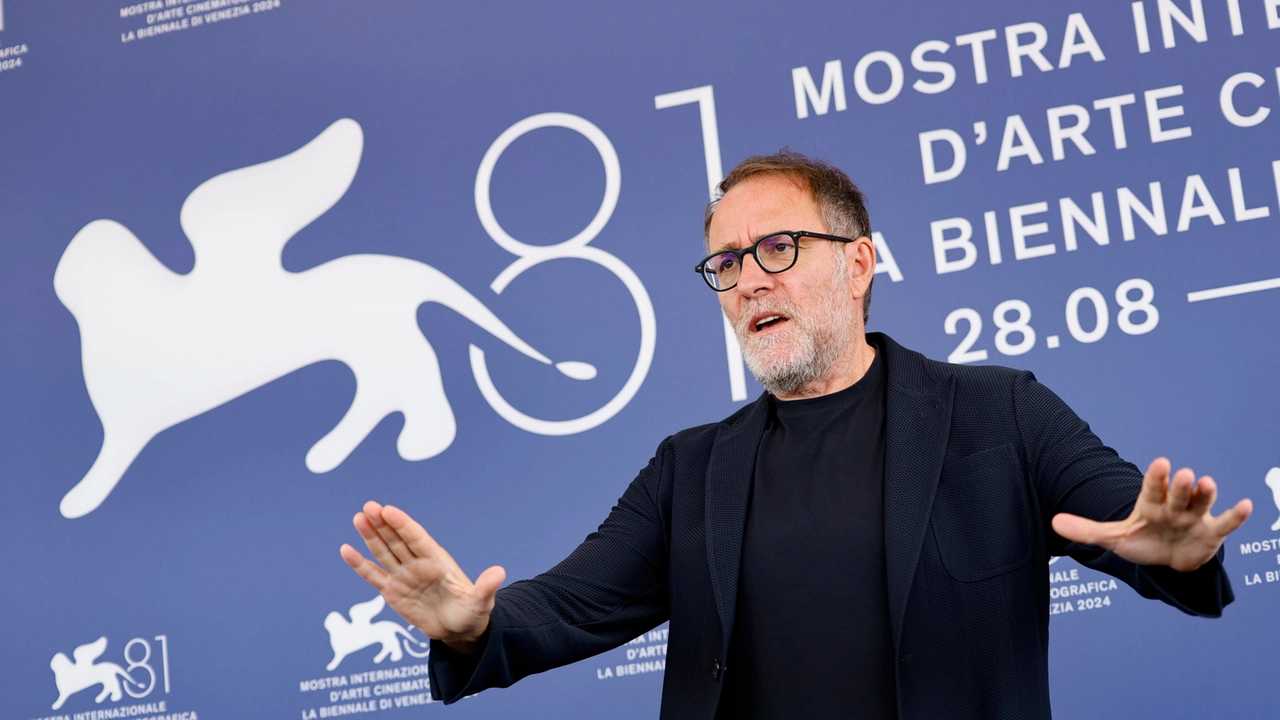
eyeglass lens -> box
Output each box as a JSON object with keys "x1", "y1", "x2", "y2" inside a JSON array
[{"x1": 703, "y1": 234, "x2": 797, "y2": 289}]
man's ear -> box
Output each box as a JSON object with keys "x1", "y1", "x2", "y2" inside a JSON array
[{"x1": 847, "y1": 235, "x2": 876, "y2": 292}]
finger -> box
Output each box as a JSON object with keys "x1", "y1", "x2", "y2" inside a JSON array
[
  {"x1": 353, "y1": 511, "x2": 401, "y2": 570},
  {"x1": 1138, "y1": 458, "x2": 1171, "y2": 507},
  {"x1": 1186, "y1": 476, "x2": 1218, "y2": 517},
  {"x1": 1210, "y1": 498, "x2": 1253, "y2": 537},
  {"x1": 1167, "y1": 467, "x2": 1196, "y2": 511},
  {"x1": 340, "y1": 543, "x2": 388, "y2": 590},
  {"x1": 365, "y1": 500, "x2": 419, "y2": 565},
  {"x1": 473, "y1": 565, "x2": 506, "y2": 602},
  {"x1": 1052, "y1": 513, "x2": 1122, "y2": 548},
  {"x1": 382, "y1": 504, "x2": 449, "y2": 562}
]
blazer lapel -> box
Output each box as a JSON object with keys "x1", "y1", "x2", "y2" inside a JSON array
[
  {"x1": 878, "y1": 333, "x2": 955, "y2": 654},
  {"x1": 704, "y1": 395, "x2": 769, "y2": 649}
]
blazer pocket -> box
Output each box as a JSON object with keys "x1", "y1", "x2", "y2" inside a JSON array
[{"x1": 930, "y1": 443, "x2": 1033, "y2": 582}]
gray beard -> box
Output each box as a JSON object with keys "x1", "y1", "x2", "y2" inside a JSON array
[{"x1": 732, "y1": 262, "x2": 857, "y2": 397}]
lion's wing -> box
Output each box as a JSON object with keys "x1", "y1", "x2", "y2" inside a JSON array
[
  {"x1": 72, "y1": 637, "x2": 108, "y2": 665},
  {"x1": 348, "y1": 595, "x2": 386, "y2": 625}
]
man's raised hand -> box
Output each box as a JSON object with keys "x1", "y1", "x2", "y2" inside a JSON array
[
  {"x1": 340, "y1": 501, "x2": 504, "y2": 655},
  {"x1": 1052, "y1": 458, "x2": 1253, "y2": 572}
]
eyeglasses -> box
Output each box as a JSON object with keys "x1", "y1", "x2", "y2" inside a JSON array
[{"x1": 693, "y1": 230, "x2": 854, "y2": 291}]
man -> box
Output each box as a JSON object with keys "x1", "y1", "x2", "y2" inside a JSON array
[{"x1": 340, "y1": 151, "x2": 1253, "y2": 719}]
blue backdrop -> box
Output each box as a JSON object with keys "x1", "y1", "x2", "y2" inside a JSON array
[{"x1": 3, "y1": 1, "x2": 1278, "y2": 718}]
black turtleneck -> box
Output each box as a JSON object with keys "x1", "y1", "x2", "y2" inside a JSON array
[{"x1": 717, "y1": 342, "x2": 896, "y2": 719}]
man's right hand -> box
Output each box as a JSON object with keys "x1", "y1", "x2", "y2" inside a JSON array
[{"x1": 340, "y1": 501, "x2": 505, "y2": 655}]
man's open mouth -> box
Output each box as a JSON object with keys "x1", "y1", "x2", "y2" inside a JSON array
[{"x1": 750, "y1": 312, "x2": 790, "y2": 334}]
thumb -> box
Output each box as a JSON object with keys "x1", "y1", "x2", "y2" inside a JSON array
[
  {"x1": 1052, "y1": 513, "x2": 1119, "y2": 548},
  {"x1": 473, "y1": 565, "x2": 506, "y2": 604}
]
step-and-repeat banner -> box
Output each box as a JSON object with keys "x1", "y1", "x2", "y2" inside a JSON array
[{"x1": 2, "y1": 0, "x2": 1278, "y2": 717}]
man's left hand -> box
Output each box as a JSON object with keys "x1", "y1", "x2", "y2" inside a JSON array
[{"x1": 1052, "y1": 458, "x2": 1253, "y2": 572}]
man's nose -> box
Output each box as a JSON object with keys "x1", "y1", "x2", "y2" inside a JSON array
[{"x1": 734, "y1": 252, "x2": 775, "y2": 295}]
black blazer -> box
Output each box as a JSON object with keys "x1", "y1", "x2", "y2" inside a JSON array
[{"x1": 429, "y1": 332, "x2": 1232, "y2": 719}]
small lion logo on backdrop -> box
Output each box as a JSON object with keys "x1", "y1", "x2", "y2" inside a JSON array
[
  {"x1": 1264, "y1": 467, "x2": 1280, "y2": 531},
  {"x1": 325, "y1": 595, "x2": 430, "y2": 671},
  {"x1": 49, "y1": 637, "x2": 142, "y2": 710}
]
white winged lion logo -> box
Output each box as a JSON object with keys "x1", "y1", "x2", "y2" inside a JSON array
[
  {"x1": 49, "y1": 637, "x2": 142, "y2": 710},
  {"x1": 324, "y1": 595, "x2": 430, "y2": 670},
  {"x1": 1264, "y1": 467, "x2": 1280, "y2": 531},
  {"x1": 54, "y1": 118, "x2": 591, "y2": 518}
]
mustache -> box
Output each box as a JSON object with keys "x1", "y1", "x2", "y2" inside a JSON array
[{"x1": 733, "y1": 296, "x2": 803, "y2": 338}]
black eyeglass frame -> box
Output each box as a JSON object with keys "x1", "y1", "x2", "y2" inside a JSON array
[{"x1": 693, "y1": 230, "x2": 855, "y2": 292}]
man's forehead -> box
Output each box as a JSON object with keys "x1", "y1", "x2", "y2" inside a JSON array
[{"x1": 707, "y1": 174, "x2": 822, "y2": 250}]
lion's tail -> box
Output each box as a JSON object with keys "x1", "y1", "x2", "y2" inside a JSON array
[
  {"x1": 396, "y1": 625, "x2": 431, "y2": 649},
  {"x1": 115, "y1": 664, "x2": 147, "y2": 687}
]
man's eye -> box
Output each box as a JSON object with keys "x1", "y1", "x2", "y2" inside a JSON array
[
  {"x1": 763, "y1": 239, "x2": 794, "y2": 254},
  {"x1": 714, "y1": 255, "x2": 738, "y2": 272}
]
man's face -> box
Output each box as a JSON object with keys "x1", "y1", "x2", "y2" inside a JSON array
[{"x1": 706, "y1": 174, "x2": 865, "y2": 396}]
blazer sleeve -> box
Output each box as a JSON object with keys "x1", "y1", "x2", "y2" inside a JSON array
[
  {"x1": 1013, "y1": 370, "x2": 1233, "y2": 617},
  {"x1": 429, "y1": 437, "x2": 675, "y2": 702}
]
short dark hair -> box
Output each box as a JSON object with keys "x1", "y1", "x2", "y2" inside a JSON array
[{"x1": 703, "y1": 150, "x2": 873, "y2": 324}]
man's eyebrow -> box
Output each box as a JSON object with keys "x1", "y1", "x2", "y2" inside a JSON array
[{"x1": 708, "y1": 231, "x2": 788, "y2": 255}]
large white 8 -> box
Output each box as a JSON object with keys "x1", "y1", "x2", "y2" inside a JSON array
[{"x1": 469, "y1": 113, "x2": 657, "y2": 435}]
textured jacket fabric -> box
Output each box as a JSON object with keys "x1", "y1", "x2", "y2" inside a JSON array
[{"x1": 428, "y1": 332, "x2": 1232, "y2": 719}]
